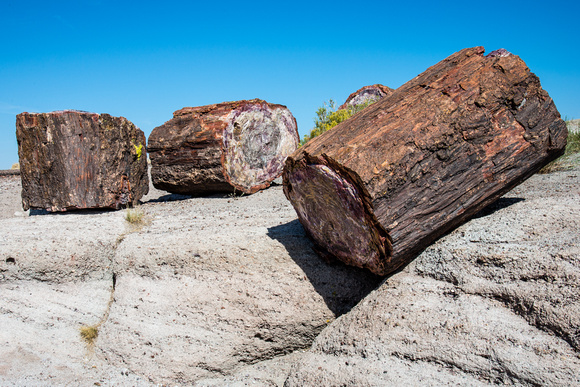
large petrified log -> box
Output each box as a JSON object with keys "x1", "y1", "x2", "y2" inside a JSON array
[
  {"x1": 338, "y1": 84, "x2": 394, "y2": 110},
  {"x1": 16, "y1": 110, "x2": 148, "y2": 211},
  {"x1": 283, "y1": 47, "x2": 568, "y2": 276},
  {"x1": 148, "y1": 99, "x2": 299, "y2": 195}
]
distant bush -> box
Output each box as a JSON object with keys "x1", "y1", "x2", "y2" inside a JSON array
[
  {"x1": 567, "y1": 130, "x2": 580, "y2": 154},
  {"x1": 539, "y1": 120, "x2": 580, "y2": 173},
  {"x1": 11, "y1": 162, "x2": 19, "y2": 170},
  {"x1": 300, "y1": 98, "x2": 378, "y2": 146}
]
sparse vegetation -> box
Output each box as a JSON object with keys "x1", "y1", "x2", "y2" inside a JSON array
[
  {"x1": 79, "y1": 273, "x2": 116, "y2": 350},
  {"x1": 300, "y1": 98, "x2": 379, "y2": 145},
  {"x1": 79, "y1": 325, "x2": 99, "y2": 346},
  {"x1": 125, "y1": 207, "x2": 145, "y2": 225},
  {"x1": 11, "y1": 162, "x2": 19, "y2": 170},
  {"x1": 539, "y1": 120, "x2": 580, "y2": 173},
  {"x1": 566, "y1": 128, "x2": 580, "y2": 154}
]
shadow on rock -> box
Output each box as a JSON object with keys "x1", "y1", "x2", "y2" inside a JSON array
[
  {"x1": 29, "y1": 208, "x2": 116, "y2": 216},
  {"x1": 268, "y1": 219, "x2": 383, "y2": 316},
  {"x1": 473, "y1": 197, "x2": 525, "y2": 219},
  {"x1": 144, "y1": 193, "x2": 194, "y2": 203},
  {"x1": 144, "y1": 192, "x2": 245, "y2": 203}
]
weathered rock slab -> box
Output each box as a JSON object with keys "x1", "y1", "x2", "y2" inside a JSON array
[
  {"x1": 0, "y1": 175, "x2": 379, "y2": 386},
  {"x1": 285, "y1": 169, "x2": 580, "y2": 386},
  {"x1": 0, "y1": 164, "x2": 578, "y2": 386},
  {"x1": 16, "y1": 110, "x2": 148, "y2": 211},
  {"x1": 148, "y1": 99, "x2": 299, "y2": 195}
]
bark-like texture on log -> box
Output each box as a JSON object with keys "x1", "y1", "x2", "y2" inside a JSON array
[
  {"x1": 338, "y1": 84, "x2": 394, "y2": 110},
  {"x1": 283, "y1": 47, "x2": 568, "y2": 276},
  {"x1": 148, "y1": 99, "x2": 299, "y2": 195},
  {"x1": 16, "y1": 110, "x2": 148, "y2": 211}
]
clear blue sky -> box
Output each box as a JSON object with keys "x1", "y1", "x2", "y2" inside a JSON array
[{"x1": 1, "y1": 0, "x2": 578, "y2": 169}]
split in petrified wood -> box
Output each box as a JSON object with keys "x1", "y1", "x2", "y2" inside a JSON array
[
  {"x1": 16, "y1": 110, "x2": 148, "y2": 212},
  {"x1": 283, "y1": 47, "x2": 568, "y2": 276},
  {"x1": 148, "y1": 99, "x2": 299, "y2": 195}
]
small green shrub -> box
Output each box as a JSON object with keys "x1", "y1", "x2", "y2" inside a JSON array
[{"x1": 300, "y1": 98, "x2": 379, "y2": 145}]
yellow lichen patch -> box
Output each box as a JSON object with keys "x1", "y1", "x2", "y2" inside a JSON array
[{"x1": 133, "y1": 143, "x2": 143, "y2": 160}]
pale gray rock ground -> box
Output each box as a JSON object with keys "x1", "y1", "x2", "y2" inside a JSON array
[
  {"x1": 0, "y1": 157, "x2": 579, "y2": 386},
  {"x1": 286, "y1": 167, "x2": 580, "y2": 386},
  {"x1": 0, "y1": 174, "x2": 379, "y2": 386}
]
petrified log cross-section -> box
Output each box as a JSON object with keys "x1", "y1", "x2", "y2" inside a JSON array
[
  {"x1": 283, "y1": 47, "x2": 568, "y2": 276},
  {"x1": 16, "y1": 110, "x2": 149, "y2": 212},
  {"x1": 148, "y1": 99, "x2": 299, "y2": 195},
  {"x1": 338, "y1": 84, "x2": 394, "y2": 110}
]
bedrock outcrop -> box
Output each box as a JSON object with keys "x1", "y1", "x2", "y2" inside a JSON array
[{"x1": 0, "y1": 161, "x2": 578, "y2": 385}]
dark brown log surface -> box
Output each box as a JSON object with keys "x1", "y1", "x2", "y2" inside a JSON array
[
  {"x1": 17, "y1": 110, "x2": 149, "y2": 211},
  {"x1": 148, "y1": 99, "x2": 299, "y2": 195},
  {"x1": 283, "y1": 47, "x2": 568, "y2": 276},
  {"x1": 338, "y1": 84, "x2": 394, "y2": 110}
]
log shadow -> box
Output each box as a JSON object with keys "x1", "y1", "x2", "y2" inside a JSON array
[
  {"x1": 473, "y1": 197, "x2": 525, "y2": 219},
  {"x1": 144, "y1": 192, "x2": 240, "y2": 203},
  {"x1": 29, "y1": 208, "x2": 116, "y2": 216},
  {"x1": 267, "y1": 219, "x2": 383, "y2": 316},
  {"x1": 144, "y1": 193, "x2": 194, "y2": 203}
]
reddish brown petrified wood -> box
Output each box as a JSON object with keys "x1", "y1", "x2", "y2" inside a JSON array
[
  {"x1": 338, "y1": 84, "x2": 394, "y2": 110},
  {"x1": 16, "y1": 110, "x2": 148, "y2": 212},
  {"x1": 148, "y1": 99, "x2": 299, "y2": 195},
  {"x1": 283, "y1": 47, "x2": 568, "y2": 276}
]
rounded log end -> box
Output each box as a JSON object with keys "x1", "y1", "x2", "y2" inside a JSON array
[
  {"x1": 283, "y1": 154, "x2": 392, "y2": 276},
  {"x1": 223, "y1": 103, "x2": 299, "y2": 194}
]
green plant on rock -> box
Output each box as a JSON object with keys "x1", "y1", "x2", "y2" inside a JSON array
[{"x1": 300, "y1": 98, "x2": 379, "y2": 145}]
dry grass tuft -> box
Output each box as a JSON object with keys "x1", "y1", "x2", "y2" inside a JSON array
[
  {"x1": 79, "y1": 325, "x2": 99, "y2": 346},
  {"x1": 125, "y1": 207, "x2": 145, "y2": 224}
]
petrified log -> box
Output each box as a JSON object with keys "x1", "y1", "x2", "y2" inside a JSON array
[
  {"x1": 148, "y1": 99, "x2": 299, "y2": 195},
  {"x1": 283, "y1": 47, "x2": 568, "y2": 276},
  {"x1": 338, "y1": 84, "x2": 394, "y2": 110},
  {"x1": 16, "y1": 110, "x2": 148, "y2": 211}
]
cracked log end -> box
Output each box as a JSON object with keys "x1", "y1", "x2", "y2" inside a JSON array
[
  {"x1": 283, "y1": 154, "x2": 392, "y2": 275},
  {"x1": 149, "y1": 99, "x2": 299, "y2": 195}
]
